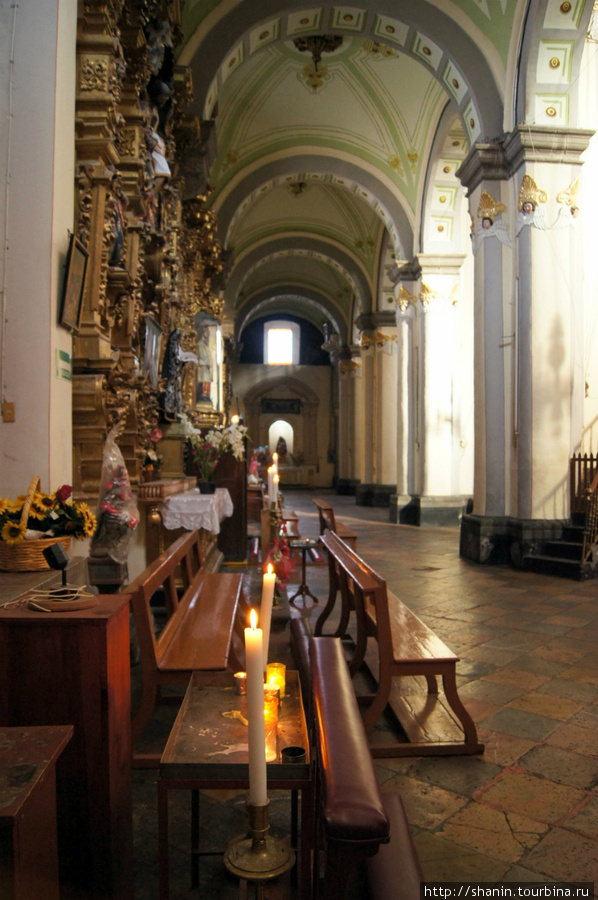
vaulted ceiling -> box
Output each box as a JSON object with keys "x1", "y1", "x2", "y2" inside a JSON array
[{"x1": 176, "y1": 1, "x2": 592, "y2": 343}]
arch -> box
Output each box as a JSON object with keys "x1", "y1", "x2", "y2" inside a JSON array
[
  {"x1": 181, "y1": 1, "x2": 504, "y2": 140},
  {"x1": 243, "y1": 375, "x2": 321, "y2": 466},
  {"x1": 235, "y1": 287, "x2": 348, "y2": 345},
  {"x1": 515, "y1": 0, "x2": 595, "y2": 130},
  {"x1": 213, "y1": 153, "x2": 414, "y2": 259}
]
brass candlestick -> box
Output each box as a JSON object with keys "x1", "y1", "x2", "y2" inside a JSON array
[{"x1": 223, "y1": 799, "x2": 295, "y2": 891}]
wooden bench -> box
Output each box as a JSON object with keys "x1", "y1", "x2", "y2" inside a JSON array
[
  {"x1": 320, "y1": 531, "x2": 484, "y2": 758},
  {"x1": 310, "y1": 635, "x2": 424, "y2": 899},
  {"x1": 122, "y1": 529, "x2": 246, "y2": 767},
  {"x1": 313, "y1": 498, "x2": 357, "y2": 550}
]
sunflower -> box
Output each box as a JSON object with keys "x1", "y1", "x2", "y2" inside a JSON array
[
  {"x1": 0, "y1": 498, "x2": 9, "y2": 515},
  {"x1": 80, "y1": 504, "x2": 97, "y2": 537},
  {"x1": 27, "y1": 504, "x2": 46, "y2": 521},
  {"x1": 34, "y1": 492, "x2": 56, "y2": 512},
  {"x1": 2, "y1": 521, "x2": 26, "y2": 544}
]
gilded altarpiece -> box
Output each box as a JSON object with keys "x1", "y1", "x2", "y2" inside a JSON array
[{"x1": 72, "y1": 0, "x2": 228, "y2": 502}]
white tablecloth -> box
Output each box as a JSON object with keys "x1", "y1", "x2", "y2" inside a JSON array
[{"x1": 159, "y1": 487, "x2": 233, "y2": 533}]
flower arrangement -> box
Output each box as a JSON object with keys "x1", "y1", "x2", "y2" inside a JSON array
[
  {"x1": 181, "y1": 415, "x2": 248, "y2": 483},
  {"x1": 0, "y1": 483, "x2": 96, "y2": 545},
  {"x1": 265, "y1": 524, "x2": 295, "y2": 590},
  {"x1": 91, "y1": 462, "x2": 140, "y2": 563},
  {"x1": 144, "y1": 426, "x2": 163, "y2": 470}
]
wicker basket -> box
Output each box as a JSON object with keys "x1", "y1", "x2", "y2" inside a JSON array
[{"x1": 0, "y1": 477, "x2": 71, "y2": 572}]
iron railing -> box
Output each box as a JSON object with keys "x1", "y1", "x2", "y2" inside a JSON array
[{"x1": 570, "y1": 453, "x2": 598, "y2": 564}]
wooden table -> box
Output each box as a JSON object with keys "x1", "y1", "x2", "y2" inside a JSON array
[
  {"x1": 0, "y1": 594, "x2": 133, "y2": 899},
  {"x1": 0, "y1": 725, "x2": 72, "y2": 900},
  {"x1": 158, "y1": 670, "x2": 312, "y2": 900}
]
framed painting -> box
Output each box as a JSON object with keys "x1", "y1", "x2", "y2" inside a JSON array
[{"x1": 59, "y1": 234, "x2": 89, "y2": 333}]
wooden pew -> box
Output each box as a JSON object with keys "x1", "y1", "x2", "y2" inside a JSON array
[
  {"x1": 310, "y1": 636, "x2": 424, "y2": 899},
  {"x1": 320, "y1": 531, "x2": 484, "y2": 758},
  {"x1": 313, "y1": 498, "x2": 357, "y2": 549},
  {"x1": 122, "y1": 530, "x2": 246, "y2": 766}
]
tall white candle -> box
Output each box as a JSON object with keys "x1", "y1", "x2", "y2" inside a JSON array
[
  {"x1": 267, "y1": 466, "x2": 275, "y2": 501},
  {"x1": 260, "y1": 564, "x2": 276, "y2": 667},
  {"x1": 273, "y1": 473, "x2": 279, "y2": 505},
  {"x1": 244, "y1": 609, "x2": 267, "y2": 806},
  {"x1": 272, "y1": 452, "x2": 278, "y2": 474}
]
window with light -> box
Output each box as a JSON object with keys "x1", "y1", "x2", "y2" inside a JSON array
[{"x1": 264, "y1": 320, "x2": 300, "y2": 365}]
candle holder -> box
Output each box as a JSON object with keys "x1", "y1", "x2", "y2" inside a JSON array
[{"x1": 223, "y1": 800, "x2": 295, "y2": 887}]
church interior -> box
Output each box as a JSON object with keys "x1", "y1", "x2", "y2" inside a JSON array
[{"x1": 0, "y1": 0, "x2": 598, "y2": 897}]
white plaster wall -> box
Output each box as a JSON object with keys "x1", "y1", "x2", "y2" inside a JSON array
[
  {"x1": 0, "y1": 0, "x2": 77, "y2": 497},
  {"x1": 580, "y1": 42, "x2": 598, "y2": 453}
]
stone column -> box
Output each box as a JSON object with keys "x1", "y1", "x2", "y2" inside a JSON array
[
  {"x1": 417, "y1": 254, "x2": 470, "y2": 522},
  {"x1": 355, "y1": 313, "x2": 397, "y2": 505},
  {"x1": 338, "y1": 347, "x2": 362, "y2": 494},
  {"x1": 458, "y1": 129, "x2": 592, "y2": 563},
  {"x1": 504, "y1": 126, "x2": 592, "y2": 520}
]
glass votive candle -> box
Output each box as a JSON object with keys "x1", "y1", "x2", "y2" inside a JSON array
[
  {"x1": 263, "y1": 682, "x2": 280, "y2": 703},
  {"x1": 264, "y1": 694, "x2": 279, "y2": 762},
  {"x1": 266, "y1": 662, "x2": 286, "y2": 699},
  {"x1": 234, "y1": 672, "x2": 247, "y2": 695}
]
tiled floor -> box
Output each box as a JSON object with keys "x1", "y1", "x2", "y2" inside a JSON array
[{"x1": 133, "y1": 489, "x2": 598, "y2": 898}]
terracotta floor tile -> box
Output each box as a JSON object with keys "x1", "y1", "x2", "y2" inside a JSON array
[
  {"x1": 506, "y1": 691, "x2": 583, "y2": 721},
  {"x1": 479, "y1": 708, "x2": 561, "y2": 742},
  {"x1": 380, "y1": 774, "x2": 467, "y2": 829},
  {"x1": 536, "y1": 677, "x2": 598, "y2": 703},
  {"x1": 563, "y1": 794, "x2": 598, "y2": 839},
  {"x1": 482, "y1": 668, "x2": 551, "y2": 690},
  {"x1": 560, "y1": 666, "x2": 598, "y2": 686},
  {"x1": 461, "y1": 697, "x2": 500, "y2": 724},
  {"x1": 545, "y1": 722, "x2": 598, "y2": 756},
  {"x1": 520, "y1": 744, "x2": 598, "y2": 789},
  {"x1": 478, "y1": 770, "x2": 585, "y2": 823},
  {"x1": 530, "y1": 645, "x2": 588, "y2": 665},
  {"x1": 438, "y1": 802, "x2": 548, "y2": 862},
  {"x1": 459, "y1": 679, "x2": 527, "y2": 706},
  {"x1": 407, "y1": 756, "x2": 502, "y2": 799},
  {"x1": 477, "y1": 729, "x2": 538, "y2": 767},
  {"x1": 465, "y1": 645, "x2": 524, "y2": 666},
  {"x1": 413, "y1": 831, "x2": 510, "y2": 882},
  {"x1": 506, "y1": 655, "x2": 569, "y2": 677},
  {"x1": 523, "y1": 826, "x2": 598, "y2": 883}
]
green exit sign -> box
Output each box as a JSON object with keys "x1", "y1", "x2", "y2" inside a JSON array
[{"x1": 56, "y1": 349, "x2": 72, "y2": 381}]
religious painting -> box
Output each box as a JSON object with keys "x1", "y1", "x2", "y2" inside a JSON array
[
  {"x1": 143, "y1": 316, "x2": 162, "y2": 389},
  {"x1": 59, "y1": 234, "x2": 88, "y2": 332},
  {"x1": 194, "y1": 312, "x2": 220, "y2": 409}
]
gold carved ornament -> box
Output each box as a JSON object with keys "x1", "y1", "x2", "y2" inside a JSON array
[
  {"x1": 518, "y1": 174, "x2": 548, "y2": 211},
  {"x1": 477, "y1": 190, "x2": 506, "y2": 221}
]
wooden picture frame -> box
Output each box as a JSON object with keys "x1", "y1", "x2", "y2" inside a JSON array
[{"x1": 59, "y1": 234, "x2": 88, "y2": 333}]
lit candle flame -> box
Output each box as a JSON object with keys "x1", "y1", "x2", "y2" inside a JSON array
[
  {"x1": 249, "y1": 608, "x2": 258, "y2": 630},
  {"x1": 266, "y1": 563, "x2": 273, "y2": 575}
]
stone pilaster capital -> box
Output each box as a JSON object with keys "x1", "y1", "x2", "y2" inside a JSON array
[
  {"x1": 503, "y1": 125, "x2": 594, "y2": 171},
  {"x1": 457, "y1": 141, "x2": 510, "y2": 193}
]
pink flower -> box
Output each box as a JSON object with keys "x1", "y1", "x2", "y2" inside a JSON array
[
  {"x1": 56, "y1": 484, "x2": 73, "y2": 503},
  {"x1": 149, "y1": 427, "x2": 163, "y2": 443}
]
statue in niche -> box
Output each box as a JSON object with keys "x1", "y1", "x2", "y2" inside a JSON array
[
  {"x1": 196, "y1": 321, "x2": 214, "y2": 405},
  {"x1": 472, "y1": 191, "x2": 511, "y2": 254},
  {"x1": 160, "y1": 328, "x2": 197, "y2": 421},
  {"x1": 516, "y1": 175, "x2": 549, "y2": 235},
  {"x1": 553, "y1": 179, "x2": 580, "y2": 230},
  {"x1": 109, "y1": 172, "x2": 128, "y2": 266},
  {"x1": 276, "y1": 436, "x2": 288, "y2": 461}
]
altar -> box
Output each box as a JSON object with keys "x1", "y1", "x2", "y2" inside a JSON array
[{"x1": 160, "y1": 487, "x2": 233, "y2": 533}]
